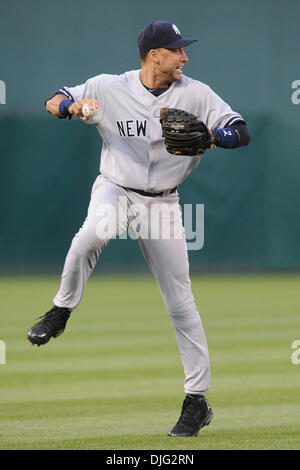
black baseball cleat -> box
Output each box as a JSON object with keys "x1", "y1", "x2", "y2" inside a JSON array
[
  {"x1": 168, "y1": 394, "x2": 214, "y2": 437},
  {"x1": 27, "y1": 306, "x2": 71, "y2": 346}
]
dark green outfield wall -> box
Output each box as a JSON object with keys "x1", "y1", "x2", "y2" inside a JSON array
[{"x1": 0, "y1": 0, "x2": 299, "y2": 272}]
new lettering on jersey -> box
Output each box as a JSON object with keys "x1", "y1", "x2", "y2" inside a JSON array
[{"x1": 116, "y1": 120, "x2": 147, "y2": 137}]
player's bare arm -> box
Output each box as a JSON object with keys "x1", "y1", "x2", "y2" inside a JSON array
[{"x1": 45, "y1": 94, "x2": 99, "y2": 121}]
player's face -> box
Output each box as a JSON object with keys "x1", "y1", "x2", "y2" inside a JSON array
[{"x1": 157, "y1": 47, "x2": 188, "y2": 83}]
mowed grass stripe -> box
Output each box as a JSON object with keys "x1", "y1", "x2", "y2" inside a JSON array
[
  {"x1": 0, "y1": 371, "x2": 298, "y2": 404},
  {"x1": 0, "y1": 405, "x2": 299, "y2": 450},
  {"x1": 1, "y1": 387, "x2": 300, "y2": 422}
]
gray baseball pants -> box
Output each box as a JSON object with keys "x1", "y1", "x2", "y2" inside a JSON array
[{"x1": 54, "y1": 175, "x2": 210, "y2": 394}]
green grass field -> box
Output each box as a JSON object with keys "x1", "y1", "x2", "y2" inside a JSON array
[{"x1": 0, "y1": 274, "x2": 299, "y2": 450}]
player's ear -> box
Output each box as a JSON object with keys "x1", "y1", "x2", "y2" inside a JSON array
[{"x1": 149, "y1": 49, "x2": 160, "y2": 65}]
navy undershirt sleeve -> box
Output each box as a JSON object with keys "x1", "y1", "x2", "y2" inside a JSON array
[{"x1": 213, "y1": 121, "x2": 251, "y2": 148}]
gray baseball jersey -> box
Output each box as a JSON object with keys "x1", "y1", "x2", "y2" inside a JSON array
[
  {"x1": 57, "y1": 70, "x2": 243, "y2": 192},
  {"x1": 53, "y1": 70, "x2": 244, "y2": 395}
]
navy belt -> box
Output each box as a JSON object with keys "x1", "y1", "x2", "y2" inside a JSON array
[{"x1": 125, "y1": 186, "x2": 177, "y2": 197}]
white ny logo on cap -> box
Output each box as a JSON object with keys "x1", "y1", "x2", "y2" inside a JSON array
[{"x1": 172, "y1": 24, "x2": 181, "y2": 35}]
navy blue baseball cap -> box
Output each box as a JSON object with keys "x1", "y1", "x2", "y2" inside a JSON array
[{"x1": 137, "y1": 21, "x2": 197, "y2": 55}]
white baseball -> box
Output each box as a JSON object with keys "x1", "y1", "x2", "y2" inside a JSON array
[{"x1": 82, "y1": 102, "x2": 97, "y2": 118}]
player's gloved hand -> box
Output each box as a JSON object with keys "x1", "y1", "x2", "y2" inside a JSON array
[
  {"x1": 160, "y1": 108, "x2": 217, "y2": 156},
  {"x1": 68, "y1": 99, "x2": 99, "y2": 121}
]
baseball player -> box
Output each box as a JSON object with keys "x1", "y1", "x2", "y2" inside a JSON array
[{"x1": 27, "y1": 21, "x2": 250, "y2": 437}]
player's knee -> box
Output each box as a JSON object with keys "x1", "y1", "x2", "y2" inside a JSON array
[
  {"x1": 166, "y1": 296, "x2": 196, "y2": 317},
  {"x1": 95, "y1": 223, "x2": 117, "y2": 241},
  {"x1": 70, "y1": 224, "x2": 107, "y2": 256}
]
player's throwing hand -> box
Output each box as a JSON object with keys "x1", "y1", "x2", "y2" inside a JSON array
[{"x1": 69, "y1": 99, "x2": 99, "y2": 121}]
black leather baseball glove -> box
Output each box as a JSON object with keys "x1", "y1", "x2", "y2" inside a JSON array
[{"x1": 160, "y1": 108, "x2": 217, "y2": 156}]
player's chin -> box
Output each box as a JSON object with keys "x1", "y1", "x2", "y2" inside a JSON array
[
  {"x1": 168, "y1": 72, "x2": 182, "y2": 83},
  {"x1": 173, "y1": 69, "x2": 183, "y2": 81}
]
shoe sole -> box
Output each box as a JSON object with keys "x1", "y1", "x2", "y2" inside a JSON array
[
  {"x1": 168, "y1": 407, "x2": 214, "y2": 437},
  {"x1": 27, "y1": 336, "x2": 50, "y2": 346},
  {"x1": 26, "y1": 329, "x2": 65, "y2": 347}
]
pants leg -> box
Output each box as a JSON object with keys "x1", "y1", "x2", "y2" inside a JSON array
[
  {"x1": 136, "y1": 194, "x2": 210, "y2": 394},
  {"x1": 54, "y1": 176, "x2": 129, "y2": 310}
]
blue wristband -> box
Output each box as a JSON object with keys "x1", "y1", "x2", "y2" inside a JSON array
[
  {"x1": 215, "y1": 128, "x2": 236, "y2": 148},
  {"x1": 59, "y1": 99, "x2": 73, "y2": 118}
]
